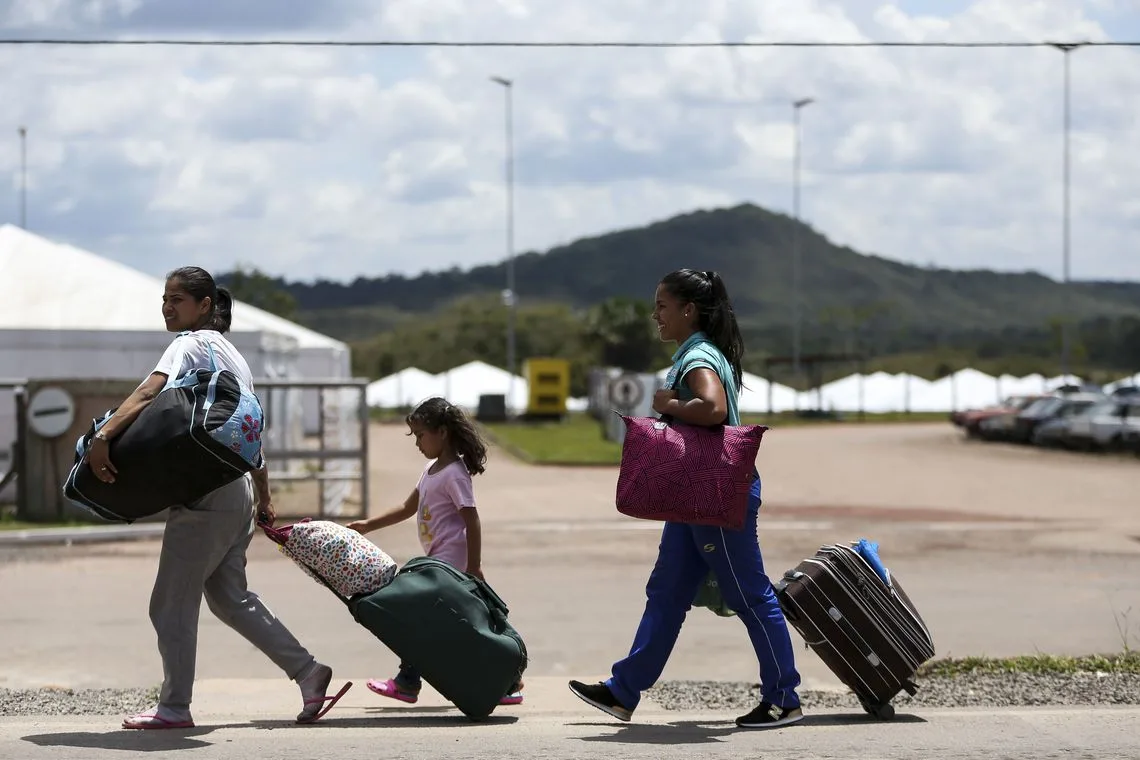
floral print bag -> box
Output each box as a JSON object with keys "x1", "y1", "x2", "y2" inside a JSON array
[{"x1": 260, "y1": 517, "x2": 398, "y2": 601}]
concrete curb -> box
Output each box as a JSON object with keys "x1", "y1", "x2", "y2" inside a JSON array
[{"x1": 0, "y1": 523, "x2": 166, "y2": 547}]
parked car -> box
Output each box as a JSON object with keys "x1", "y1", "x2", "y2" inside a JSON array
[
  {"x1": 1063, "y1": 397, "x2": 1140, "y2": 451},
  {"x1": 1125, "y1": 428, "x2": 1140, "y2": 456},
  {"x1": 977, "y1": 408, "x2": 1024, "y2": 441},
  {"x1": 956, "y1": 395, "x2": 1044, "y2": 438},
  {"x1": 1031, "y1": 412, "x2": 1079, "y2": 448},
  {"x1": 1008, "y1": 392, "x2": 1104, "y2": 445}
]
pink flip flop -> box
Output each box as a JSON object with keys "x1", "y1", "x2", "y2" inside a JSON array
[
  {"x1": 366, "y1": 678, "x2": 420, "y2": 704},
  {"x1": 499, "y1": 691, "x2": 524, "y2": 706},
  {"x1": 122, "y1": 712, "x2": 195, "y2": 730},
  {"x1": 296, "y1": 680, "x2": 353, "y2": 724}
]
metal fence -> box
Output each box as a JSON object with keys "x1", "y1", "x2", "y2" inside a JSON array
[{"x1": 1, "y1": 377, "x2": 370, "y2": 523}]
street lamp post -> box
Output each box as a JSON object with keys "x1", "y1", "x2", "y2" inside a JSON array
[
  {"x1": 18, "y1": 126, "x2": 27, "y2": 230},
  {"x1": 791, "y1": 97, "x2": 814, "y2": 382},
  {"x1": 1049, "y1": 42, "x2": 1086, "y2": 383},
  {"x1": 490, "y1": 76, "x2": 517, "y2": 411}
]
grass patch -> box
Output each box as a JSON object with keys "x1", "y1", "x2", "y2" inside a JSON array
[
  {"x1": 0, "y1": 517, "x2": 91, "y2": 531},
  {"x1": 0, "y1": 507, "x2": 92, "y2": 531},
  {"x1": 481, "y1": 414, "x2": 622, "y2": 465},
  {"x1": 917, "y1": 651, "x2": 1140, "y2": 678},
  {"x1": 742, "y1": 411, "x2": 949, "y2": 426}
]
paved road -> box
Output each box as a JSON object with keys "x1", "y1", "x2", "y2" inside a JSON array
[
  {"x1": 3, "y1": 678, "x2": 1139, "y2": 760},
  {"x1": 6, "y1": 709, "x2": 1140, "y2": 760},
  {"x1": 1, "y1": 421, "x2": 1138, "y2": 757}
]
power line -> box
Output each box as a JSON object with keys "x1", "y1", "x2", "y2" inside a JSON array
[{"x1": 0, "y1": 38, "x2": 1136, "y2": 49}]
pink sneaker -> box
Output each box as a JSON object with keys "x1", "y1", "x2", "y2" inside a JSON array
[
  {"x1": 367, "y1": 678, "x2": 420, "y2": 704},
  {"x1": 499, "y1": 690, "x2": 524, "y2": 706}
]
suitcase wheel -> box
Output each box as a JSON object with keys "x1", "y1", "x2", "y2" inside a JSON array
[{"x1": 860, "y1": 699, "x2": 895, "y2": 721}]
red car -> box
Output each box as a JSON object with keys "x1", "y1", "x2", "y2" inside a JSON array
[{"x1": 951, "y1": 395, "x2": 1045, "y2": 437}]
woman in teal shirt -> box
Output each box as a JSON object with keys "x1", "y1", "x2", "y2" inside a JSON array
[{"x1": 570, "y1": 268, "x2": 803, "y2": 729}]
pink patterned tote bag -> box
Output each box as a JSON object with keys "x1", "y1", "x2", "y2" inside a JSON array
[
  {"x1": 615, "y1": 415, "x2": 767, "y2": 531},
  {"x1": 260, "y1": 517, "x2": 398, "y2": 600}
]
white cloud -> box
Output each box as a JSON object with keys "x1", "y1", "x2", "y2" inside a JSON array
[{"x1": 0, "y1": 0, "x2": 1138, "y2": 285}]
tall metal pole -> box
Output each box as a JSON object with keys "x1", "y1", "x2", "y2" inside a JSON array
[
  {"x1": 791, "y1": 97, "x2": 814, "y2": 382},
  {"x1": 18, "y1": 126, "x2": 27, "y2": 230},
  {"x1": 1050, "y1": 43, "x2": 1083, "y2": 382},
  {"x1": 491, "y1": 76, "x2": 517, "y2": 411},
  {"x1": 1062, "y1": 47, "x2": 1071, "y2": 382}
]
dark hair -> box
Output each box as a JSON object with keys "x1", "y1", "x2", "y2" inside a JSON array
[
  {"x1": 406, "y1": 397, "x2": 488, "y2": 476},
  {"x1": 166, "y1": 266, "x2": 233, "y2": 334},
  {"x1": 660, "y1": 269, "x2": 745, "y2": 390}
]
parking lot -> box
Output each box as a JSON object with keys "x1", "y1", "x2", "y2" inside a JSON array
[{"x1": 955, "y1": 387, "x2": 1140, "y2": 455}]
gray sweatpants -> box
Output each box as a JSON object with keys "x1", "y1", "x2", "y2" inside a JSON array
[{"x1": 149, "y1": 474, "x2": 315, "y2": 710}]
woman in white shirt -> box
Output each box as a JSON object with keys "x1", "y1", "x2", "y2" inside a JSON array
[{"x1": 86, "y1": 266, "x2": 351, "y2": 729}]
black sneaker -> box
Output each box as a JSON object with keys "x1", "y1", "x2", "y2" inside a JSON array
[
  {"x1": 568, "y1": 680, "x2": 633, "y2": 722},
  {"x1": 735, "y1": 702, "x2": 804, "y2": 729}
]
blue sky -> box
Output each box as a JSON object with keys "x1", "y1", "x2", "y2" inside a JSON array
[{"x1": 1, "y1": 0, "x2": 1138, "y2": 283}]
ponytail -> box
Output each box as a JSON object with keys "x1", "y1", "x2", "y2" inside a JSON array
[
  {"x1": 660, "y1": 268, "x2": 745, "y2": 390},
  {"x1": 702, "y1": 272, "x2": 745, "y2": 390},
  {"x1": 208, "y1": 286, "x2": 234, "y2": 334}
]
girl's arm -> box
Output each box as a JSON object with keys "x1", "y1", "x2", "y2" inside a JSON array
[
  {"x1": 347, "y1": 489, "x2": 419, "y2": 534},
  {"x1": 652, "y1": 367, "x2": 728, "y2": 426},
  {"x1": 460, "y1": 507, "x2": 483, "y2": 580},
  {"x1": 86, "y1": 372, "x2": 169, "y2": 483}
]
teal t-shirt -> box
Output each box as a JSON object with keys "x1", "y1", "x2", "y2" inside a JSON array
[{"x1": 662, "y1": 331, "x2": 740, "y2": 426}]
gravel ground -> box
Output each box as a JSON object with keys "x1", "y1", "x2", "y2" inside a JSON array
[
  {"x1": 0, "y1": 687, "x2": 157, "y2": 717},
  {"x1": 3, "y1": 673, "x2": 1140, "y2": 717},
  {"x1": 649, "y1": 673, "x2": 1140, "y2": 711}
]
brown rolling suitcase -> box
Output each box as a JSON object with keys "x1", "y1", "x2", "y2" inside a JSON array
[{"x1": 774, "y1": 542, "x2": 935, "y2": 719}]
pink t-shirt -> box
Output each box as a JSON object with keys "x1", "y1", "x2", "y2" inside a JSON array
[{"x1": 416, "y1": 459, "x2": 476, "y2": 572}]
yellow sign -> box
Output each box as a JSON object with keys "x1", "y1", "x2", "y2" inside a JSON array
[{"x1": 525, "y1": 358, "x2": 571, "y2": 417}]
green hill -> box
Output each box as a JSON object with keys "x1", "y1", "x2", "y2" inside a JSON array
[{"x1": 274, "y1": 203, "x2": 1140, "y2": 330}]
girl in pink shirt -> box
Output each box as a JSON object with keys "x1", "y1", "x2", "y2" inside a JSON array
[{"x1": 347, "y1": 397, "x2": 523, "y2": 706}]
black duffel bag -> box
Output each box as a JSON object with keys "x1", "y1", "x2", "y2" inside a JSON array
[{"x1": 62, "y1": 359, "x2": 265, "y2": 523}]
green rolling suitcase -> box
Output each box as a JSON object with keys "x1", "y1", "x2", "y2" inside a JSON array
[{"x1": 349, "y1": 556, "x2": 528, "y2": 721}]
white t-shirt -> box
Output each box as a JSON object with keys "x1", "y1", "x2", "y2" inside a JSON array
[{"x1": 152, "y1": 330, "x2": 255, "y2": 391}]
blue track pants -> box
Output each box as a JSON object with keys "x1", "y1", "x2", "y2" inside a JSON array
[{"x1": 606, "y1": 478, "x2": 802, "y2": 711}]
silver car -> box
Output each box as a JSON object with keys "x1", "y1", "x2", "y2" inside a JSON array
[{"x1": 1063, "y1": 397, "x2": 1140, "y2": 451}]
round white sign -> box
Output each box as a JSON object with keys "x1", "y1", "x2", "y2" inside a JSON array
[
  {"x1": 27, "y1": 386, "x2": 77, "y2": 439},
  {"x1": 608, "y1": 374, "x2": 644, "y2": 409}
]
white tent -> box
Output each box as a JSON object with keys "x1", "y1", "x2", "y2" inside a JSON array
[
  {"x1": 738, "y1": 372, "x2": 799, "y2": 413},
  {"x1": 1044, "y1": 374, "x2": 1083, "y2": 390},
  {"x1": 437, "y1": 360, "x2": 528, "y2": 412},
  {"x1": 654, "y1": 366, "x2": 799, "y2": 414},
  {"x1": 997, "y1": 373, "x2": 1047, "y2": 397},
  {"x1": 371, "y1": 364, "x2": 590, "y2": 414},
  {"x1": 814, "y1": 372, "x2": 867, "y2": 411},
  {"x1": 366, "y1": 367, "x2": 446, "y2": 408},
  {"x1": 0, "y1": 224, "x2": 350, "y2": 492},
  {"x1": 1105, "y1": 373, "x2": 1140, "y2": 393},
  {"x1": 236, "y1": 305, "x2": 352, "y2": 435}
]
